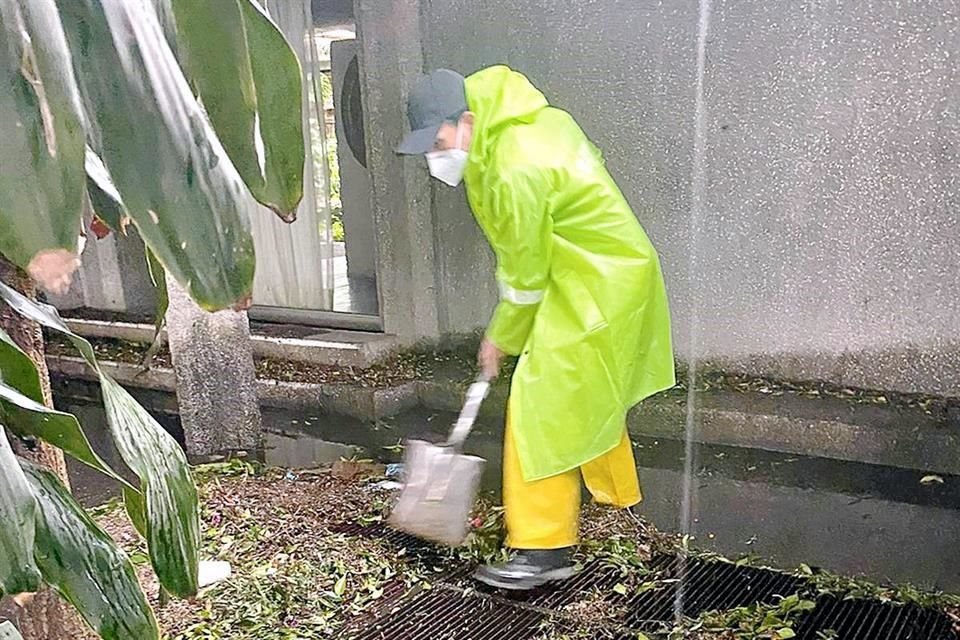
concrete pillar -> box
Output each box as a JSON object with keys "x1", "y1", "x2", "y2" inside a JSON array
[
  {"x1": 355, "y1": 0, "x2": 440, "y2": 341},
  {"x1": 164, "y1": 274, "x2": 262, "y2": 459}
]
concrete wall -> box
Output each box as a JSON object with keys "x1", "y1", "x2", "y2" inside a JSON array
[
  {"x1": 376, "y1": 0, "x2": 960, "y2": 395},
  {"x1": 50, "y1": 228, "x2": 158, "y2": 315},
  {"x1": 355, "y1": 0, "x2": 442, "y2": 340},
  {"x1": 332, "y1": 39, "x2": 378, "y2": 280}
]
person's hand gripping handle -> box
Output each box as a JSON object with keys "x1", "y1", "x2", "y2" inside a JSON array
[{"x1": 478, "y1": 338, "x2": 506, "y2": 381}]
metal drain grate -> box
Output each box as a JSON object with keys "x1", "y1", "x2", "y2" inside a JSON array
[
  {"x1": 525, "y1": 560, "x2": 631, "y2": 609},
  {"x1": 622, "y1": 555, "x2": 807, "y2": 627},
  {"x1": 350, "y1": 587, "x2": 546, "y2": 640},
  {"x1": 793, "y1": 595, "x2": 958, "y2": 640},
  {"x1": 332, "y1": 522, "x2": 958, "y2": 640},
  {"x1": 475, "y1": 555, "x2": 806, "y2": 633}
]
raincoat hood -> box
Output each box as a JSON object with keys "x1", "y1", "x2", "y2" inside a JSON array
[{"x1": 464, "y1": 65, "x2": 549, "y2": 164}]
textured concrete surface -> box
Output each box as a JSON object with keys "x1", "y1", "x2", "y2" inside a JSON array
[
  {"x1": 247, "y1": 330, "x2": 398, "y2": 367},
  {"x1": 48, "y1": 343, "x2": 958, "y2": 472},
  {"x1": 48, "y1": 355, "x2": 420, "y2": 421},
  {"x1": 62, "y1": 318, "x2": 398, "y2": 367},
  {"x1": 49, "y1": 229, "x2": 158, "y2": 314},
  {"x1": 46, "y1": 354, "x2": 177, "y2": 393},
  {"x1": 333, "y1": 39, "x2": 378, "y2": 281},
  {"x1": 311, "y1": 0, "x2": 353, "y2": 29},
  {"x1": 356, "y1": 0, "x2": 440, "y2": 341},
  {"x1": 634, "y1": 394, "x2": 960, "y2": 476},
  {"x1": 635, "y1": 450, "x2": 960, "y2": 592},
  {"x1": 403, "y1": 0, "x2": 960, "y2": 395},
  {"x1": 413, "y1": 372, "x2": 959, "y2": 474},
  {"x1": 164, "y1": 276, "x2": 263, "y2": 457}
]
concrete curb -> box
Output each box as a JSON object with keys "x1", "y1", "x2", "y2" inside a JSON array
[
  {"x1": 633, "y1": 397, "x2": 960, "y2": 476},
  {"x1": 62, "y1": 318, "x2": 398, "y2": 368},
  {"x1": 416, "y1": 379, "x2": 960, "y2": 476},
  {"x1": 46, "y1": 355, "x2": 418, "y2": 422},
  {"x1": 48, "y1": 354, "x2": 958, "y2": 475},
  {"x1": 46, "y1": 353, "x2": 177, "y2": 393}
]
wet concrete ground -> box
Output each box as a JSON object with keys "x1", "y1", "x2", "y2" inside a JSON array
[{"x1": 60, "y1": 398, "x2": 960, "y2": 593}]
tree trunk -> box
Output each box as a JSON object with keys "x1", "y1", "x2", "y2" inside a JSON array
[{"x1": 0, "y1": 256, "x2": 89, "y2": 639}]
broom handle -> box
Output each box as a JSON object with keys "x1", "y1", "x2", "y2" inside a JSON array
[{"x1": 447, "y1": 375, "x2": 491, "y2": 448}]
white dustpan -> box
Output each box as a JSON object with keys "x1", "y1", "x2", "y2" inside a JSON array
[{"x1": 388, "y1": 376, "x2": 489, "y2": 547}]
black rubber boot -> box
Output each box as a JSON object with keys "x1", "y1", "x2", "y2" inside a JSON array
[{"x1": 473, "y1": 548, "x2": 576, "y2": 591}]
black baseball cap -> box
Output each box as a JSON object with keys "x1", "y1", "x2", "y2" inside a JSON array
[{"x1": 396, "y1": 69, "x2": 468, "y2": 155}]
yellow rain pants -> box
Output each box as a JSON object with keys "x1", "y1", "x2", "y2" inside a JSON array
[{"x1": 503, "y1": 414, "x2": 642, "y2": 550}]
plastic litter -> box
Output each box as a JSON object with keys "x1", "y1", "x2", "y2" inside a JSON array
[
  {"x1": 385, "y1": 463, "x2": 405, "y2": 479},
  {"x1": 198, "y1": 560, "x2": 232, "y2": 591},
  {"x1": 369, "y1": 480, "x2": 404, "y2": 492}
]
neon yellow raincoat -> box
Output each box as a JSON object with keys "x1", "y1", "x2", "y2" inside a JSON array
[{"x1": 463, "y1": 66, "x2": 676, "y2": 482}]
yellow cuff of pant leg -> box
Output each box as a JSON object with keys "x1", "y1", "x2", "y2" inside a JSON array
[
  {"x1": 506, "y1": 533, "x2": 579, "y2": 550},
  {"x1": 590, "y1": 489, "x2": 643, "y2": 509}
]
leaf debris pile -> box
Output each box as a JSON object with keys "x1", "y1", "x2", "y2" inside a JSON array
[{"x1": 92, "y1": 462, "x2": 959, "y2": 640}]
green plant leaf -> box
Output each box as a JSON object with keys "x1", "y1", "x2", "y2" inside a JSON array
[
  {"x1": 144, "y1": 246, "x2": 168, "y2": 362},
  {"x1": 84, "y1": 146, "x2": 126, "y2": 232},
  {"x1": 123, "y1": 485, "x2": 148, "y2": 539},
  {"x1": 777, "y1": 629, "x2": 797, "y2": 639},
  {"x1": 0, "y1": 280, "x2": 96, "y2": 361},
  {"x1": 147, "y1": 0, "x2": 178, "y2": 54},
  {"x1": 0, "y1": 281, "x2": 199, "y2": 597},
  {"x1": 101, "y1": 376, "x2": 200, "y2": 597},
  {"x1": 238, "y1": 0, "x2": 305, "y2": 219},
  {"x1": 55, "y1": 0, "x2": 258, "y2": 311},
  {"x1": 0, "y1": 380, "x2": 130, "y2": 490},
  {"x1": 0, "y1": 425, "x2": 41, "y2": 595},
  {"x1": 23, "y1": 460, "x2": 159, "y2": 640},
  {"x1": 0, "y1": 0, "x2": 86, "y2": 286},
  {"x1": 0, "y1": 328, "x2": 44, "y2": 403},
  {"x1": 158, "y1": 0, "x2": 308, "y2": 219},
  {"x1": 170, "y1": 0, "x2": 260, "y2": 201},
  {"x1": 795, "y1": 599, "x2": 817, "y2": 612}
]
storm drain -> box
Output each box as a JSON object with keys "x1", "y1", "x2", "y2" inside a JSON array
[
  {"x1": 336, "y1": 522, "x2": 958, "y2": 640},
  {"x1": 485, "y1": 554, "x2": 804, "y2": 625},
  {"x1": 351, "y1": 587, "x2": 546, "y2": 640},
  {"x1": 793, "y1": 595, "x2": 957, "y2": 640},
  {"x1": 624, "y1": 554, "x2": 807, "y2": 626}
]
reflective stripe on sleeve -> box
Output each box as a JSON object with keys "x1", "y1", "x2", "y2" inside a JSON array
[{"x1": 498, "y1": 280, "x2": 545, "y2": 305}]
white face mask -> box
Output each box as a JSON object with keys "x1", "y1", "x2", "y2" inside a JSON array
[{"x1": 425, "y1": 123, "x2": 468, "y2": 187}]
